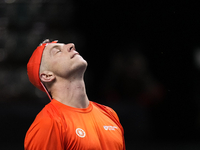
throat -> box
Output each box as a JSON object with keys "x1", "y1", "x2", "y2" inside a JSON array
[{"x1": 52, "y1": 80, "x2": 89, "y2": 108}]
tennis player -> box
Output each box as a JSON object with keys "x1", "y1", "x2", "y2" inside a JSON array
[{"x1": 24, "y1": 39, "x2": 126, "y2": 150}]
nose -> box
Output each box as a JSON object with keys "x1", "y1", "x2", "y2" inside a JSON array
[{"x1": 66, "y1": 43, "x2": 75, "y2": 52}]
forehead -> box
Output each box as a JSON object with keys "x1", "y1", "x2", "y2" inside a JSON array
[
  {"x1": 43, "y1": 43, "x2": 64, "y2": 54},
  {"x1": 45, "y1": 43, "x2": 64, "y2": 50}
]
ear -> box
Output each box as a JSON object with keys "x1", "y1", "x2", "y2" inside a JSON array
[{"x1": 40, "y1": 71, "x2": 55, "y2": 83}]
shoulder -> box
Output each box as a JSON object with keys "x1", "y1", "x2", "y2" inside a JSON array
[
  {"x1": 91, "y1": 101, "x2": 120, "y2": 122},
  {"x1": 35, "y1": 102, "x2": 61, "y2": 121},
  {"x1": 27, "y1": 101, "x2": 64, "y2": 132},
  {"x1": 24, "y1": 102, "x2": 65, "y2": 150}
]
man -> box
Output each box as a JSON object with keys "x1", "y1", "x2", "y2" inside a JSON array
[{"x1": 24, "y1": 39, "x2": 126, "y2": 150}]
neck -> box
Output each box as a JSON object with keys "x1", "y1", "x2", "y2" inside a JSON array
[{"x1": 50, "y1": 77, "x2": 89, "y2": 108}]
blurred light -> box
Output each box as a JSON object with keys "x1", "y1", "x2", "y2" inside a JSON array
[
  {"x1": 5, "y1": 35, "x2": 17, "y2": 53},
  {"x1": 0, "y1": 17, "x2": 8, "y2": 27},
  {"x1": 0, "y1": 48, "x2": 7, "y2": 61},
  {"x1": 4, "y1": 0, "x2": 15, "y2": 4}
]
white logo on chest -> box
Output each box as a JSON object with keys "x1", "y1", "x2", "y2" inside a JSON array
[
  {"x1": 103, "y1": 126, "x2": 118, "y2": 130},
  {"x1": 76, "y1": 128, "x2": 86, "y2": 138}
]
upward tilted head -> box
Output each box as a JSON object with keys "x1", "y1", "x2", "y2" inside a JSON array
[{"x1": 27, "y1": 39, "x2": 87, "y2": 99}]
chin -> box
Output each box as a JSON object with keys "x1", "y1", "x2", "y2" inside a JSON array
[
  {"x1": 78, "y1": 57, "x2": 87, "y2": 67},
  {"x1": 71, "y1": 59, "x2": 87, "y2": 74},
  {"x1": 79, "y1": 60, "x2": 88, "y2": 71}
]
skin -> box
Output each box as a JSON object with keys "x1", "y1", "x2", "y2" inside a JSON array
[{"x1": 39, "y1": 42, "x2": 89, "y2": 108}]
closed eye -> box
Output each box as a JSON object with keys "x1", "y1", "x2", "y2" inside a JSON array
[
  {"x1": 50, "y1": 44, "x2": 63, "y2": 56},
  {"x1": 53, "y1": 46, "x2": 61, "y2": 54},
  {"x1": 56, "y1": 48, "x2": 61, "y2": 53}
]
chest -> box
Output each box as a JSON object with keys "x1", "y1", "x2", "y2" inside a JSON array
[{"x1": 62, "y1": 109, "x2": 123, "y2": 150}]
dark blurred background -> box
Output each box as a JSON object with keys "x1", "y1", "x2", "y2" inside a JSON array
[{"x1": 0, "y1": 0, "x2": 200, "y2": 149}]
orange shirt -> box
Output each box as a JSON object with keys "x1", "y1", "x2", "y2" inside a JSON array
[{"x1": 24, "y1": 99, "x2": 125, "y2": 150}]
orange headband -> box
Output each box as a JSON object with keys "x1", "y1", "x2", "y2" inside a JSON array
[{"x1": 27, "y1": 40, "x2": 58, "y2": 100}]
